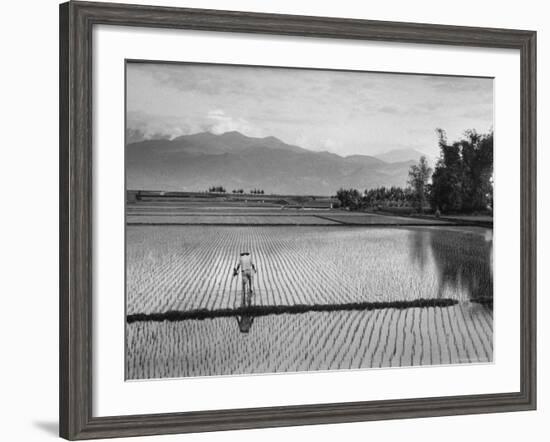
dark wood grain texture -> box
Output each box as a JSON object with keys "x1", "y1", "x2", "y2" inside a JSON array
[{"x1": 59, "y1": 1, "x2": 536, "y2": 439}]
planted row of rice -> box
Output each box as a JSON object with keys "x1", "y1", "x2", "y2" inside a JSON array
[
  {"x1": 126, "y1": 226, "x2": 492, "y2": 315},
  {"x1": 126, "y1": 304, "x2": 492, "y2": 379}
]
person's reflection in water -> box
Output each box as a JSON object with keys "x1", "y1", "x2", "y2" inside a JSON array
[{"x1": 236, "y1": 289, "x2": 255, "y2": 334}]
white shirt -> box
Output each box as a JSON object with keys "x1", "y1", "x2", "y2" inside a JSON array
[{"x1": 239, "y1": 255, "x2": 253, "y2": 271}]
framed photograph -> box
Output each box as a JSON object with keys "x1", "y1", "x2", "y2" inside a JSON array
[{"x1": 59, "y1": 1, "x2": 536, "y2": 439}]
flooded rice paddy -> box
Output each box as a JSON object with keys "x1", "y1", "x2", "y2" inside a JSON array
[{"x1": 126, "y1": 225, "x2": 493, "y2": 379}]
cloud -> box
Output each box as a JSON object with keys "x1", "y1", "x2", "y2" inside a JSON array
[
  {"x1": 144, "y1": 64, "x2": 249, "y2": 96},
  {"x1": 378, "y1": 105, "x2": 401, "y2": 114},
  {"x1": 202, "y1": 109, "x2": 263, "y2": 137},
  {"x1": 459, "y1": 105, "x2": 493, "y2": 119},
  {"x1": 425, "y1": 76, "x2": 493, "y2": 95},
  {"x1": 126, "y1": 127, "x2": 171, "y2": 144},
  {"x1": 126, "y1": 109, "x2": 264, "y2": 142},
  {"x1": 416, "y1": 101, "x2": 446, "y2": 113},
  {"x1": 126, "y1": 110, "x2": 203, "y2": 141},
  {"x1": 318, "y1": 138, "x2": 340, "y2": 153}
]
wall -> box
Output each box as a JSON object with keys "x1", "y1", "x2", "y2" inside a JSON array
[{"x1": 0, "y1": 0, "x2": 546, "y2": 440}]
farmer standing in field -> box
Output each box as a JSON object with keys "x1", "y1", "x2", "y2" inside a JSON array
[{"x1": 233, "y1": 252, "x2": 257, "y2": 303}]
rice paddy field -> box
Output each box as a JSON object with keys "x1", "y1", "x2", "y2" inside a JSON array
[{"x1": 126, "y1": 199, "x2": 493, "y2": 380}]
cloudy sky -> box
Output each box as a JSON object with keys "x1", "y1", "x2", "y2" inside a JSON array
[{"x1": 126, "y1": 62, "x2": 493, "y2": 158}]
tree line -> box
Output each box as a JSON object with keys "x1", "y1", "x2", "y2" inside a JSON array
[
  {"x1": 208, "y1": 186, "x2": 227, "y2": 193},
  {"x1": 207, "y1": 186, "x2": 265, "y2": 195},
  {"x1": 431, "y1": 129, "x2": 493, "y2": 213},
  {"x1": 336, "y1": 129, "x2": 493, "y2": 214}
]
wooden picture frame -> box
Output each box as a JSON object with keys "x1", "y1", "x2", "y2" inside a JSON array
[{"x1": 59, "y1": 1, "x2": 536, "y2": 439}]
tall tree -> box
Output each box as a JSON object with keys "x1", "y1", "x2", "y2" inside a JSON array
[
  {"x1": 336, "y1": 188, "x2": 362, "y2": 210},
  {"x1": 459, "y1": 130, "x2": 493, "y2": 211},
  {"x1": 431, "y1": 128, "x2": 493, "y2": 213},
  {"x1": 431, "y1": 129, "x2": 463, "y2": 212},
  {"x1": 408, "y1": 156, "x2": 432, "y2": 213}
]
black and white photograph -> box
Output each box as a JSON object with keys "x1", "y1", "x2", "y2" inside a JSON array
[{"x1": 125, "y1": 61, "x2": 494, "y2": 380}]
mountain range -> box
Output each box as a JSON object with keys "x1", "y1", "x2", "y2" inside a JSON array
[
  {"x1": 374, "y1": 148, "x2": 430, "y2": 164},
  {"x1": 126, "y1": 131, "x2": 426, "y2": 195}
]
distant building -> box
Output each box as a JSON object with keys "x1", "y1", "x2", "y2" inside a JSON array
[
  {"x1": 127, "y1": 190, "x2": 139, "y2": 203},
  {"x1": 284, "y1": 199, "x2": 337, "y2": 210}
]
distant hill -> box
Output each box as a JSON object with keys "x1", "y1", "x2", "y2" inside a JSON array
[
  {"x1": 126, "y1": 131, "x2": 416, "y2": 195},
  {"x1": 374, "y1": 148, "x2": 431, "y2": 164}
]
